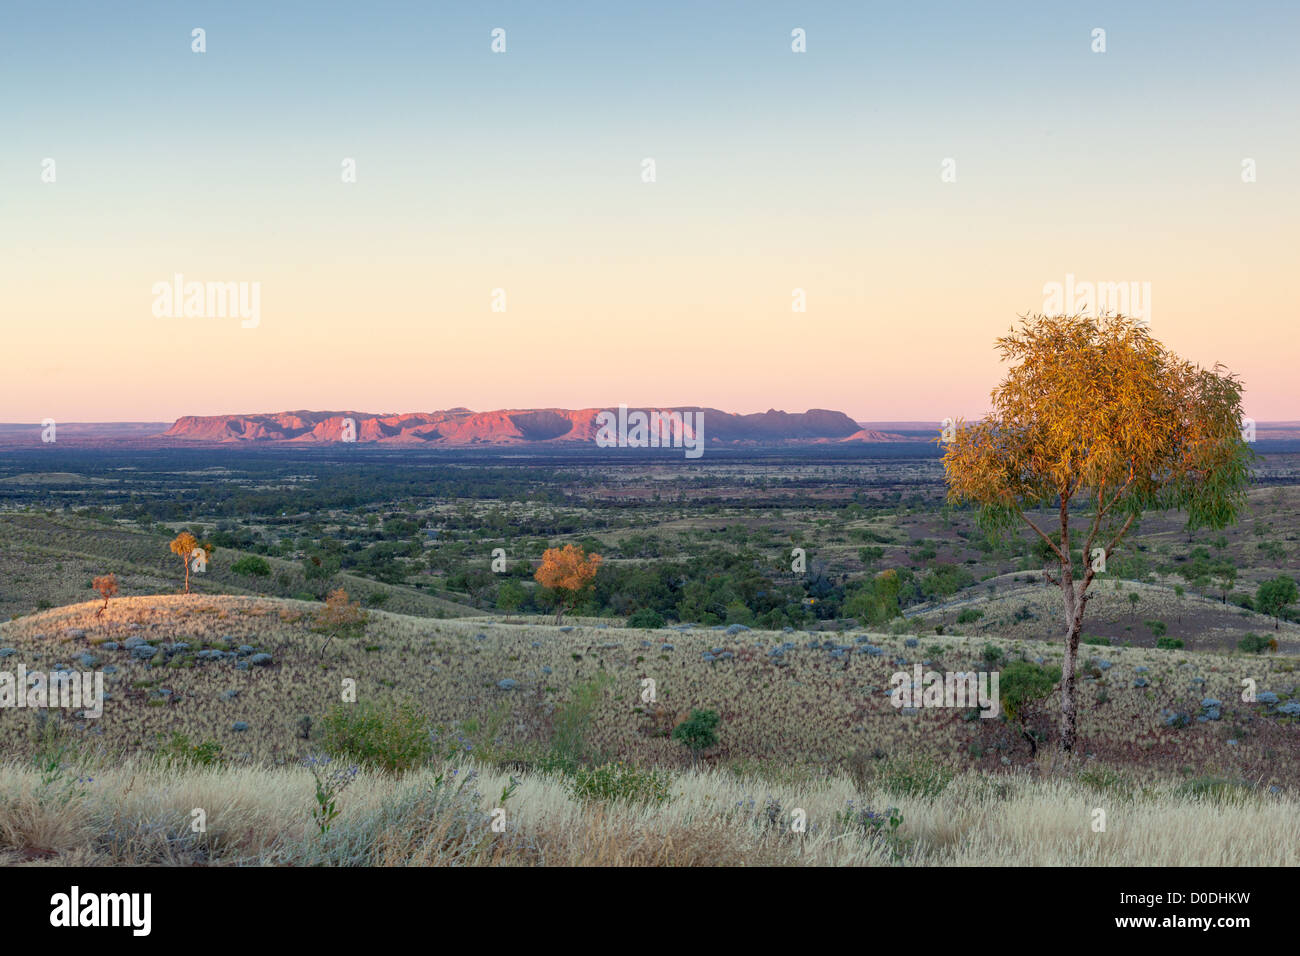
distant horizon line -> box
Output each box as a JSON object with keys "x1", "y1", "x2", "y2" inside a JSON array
[
  {"x1": 4, "y1": 408, "x2": 1300, "y2": 428},
  {"x1": 4, "y1": 412, "x2": 1300, "y2": 426}
]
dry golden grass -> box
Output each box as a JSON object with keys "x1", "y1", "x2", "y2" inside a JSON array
[{"x1": 1, "y1": 756, "x2": 1295, "y2": 866}]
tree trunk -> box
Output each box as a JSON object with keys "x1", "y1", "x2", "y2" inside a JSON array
[
  {"x1": 1057, "y1": 509, "x2": 1084, "y2": 755},
  {"x1": 1023, "y1": 726, "x2": 1038, "y2": 757},
  {"x1": 184, "y1": 559, "x2": 191, "y2": 594},
  {"x1": 1058, "y1": 573, "x2": 1084, "y2": 753}
]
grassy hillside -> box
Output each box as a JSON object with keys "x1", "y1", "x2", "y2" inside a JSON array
[
  {"x1": 902, "y1": 571, "x2": 1300, "y2": 653},
  {"x1": 0, "y1": 512, "x2": 482, "y2": 622},
  {"x1": 2, "y1": 594, "x2": 1296, "y2": 788}
]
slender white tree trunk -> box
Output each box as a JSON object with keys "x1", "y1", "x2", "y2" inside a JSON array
[{"x1": 1059, "y1": 580, "x2": 1084, "y2": 753}]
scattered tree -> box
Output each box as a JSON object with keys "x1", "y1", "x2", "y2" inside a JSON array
[
  {"x1": 496, "y1": 579, "x2": 527, "y2": 620},
  {"x1": 313, "y1": 587, "x2": 368, "y2": 656},
  {"x1": 1211, "y1": 561, "x2": 1237, "y2": 604},
  {"x1": 1256, "y1": 575, "x2": 1298, "y2": 630},
  {"x1": 844, "y1": 568, "x2": 902, "y2": 625},
  {"x1": 92, "y1": 573, "x2": 118, "y2": 617},
  {"x1": 534, "y1": 544, "x2": 602, "y2": 624},
  {"x1": 942, "y1": 314, "x2": 1252, "y2": 753},
  {"x1": 169, "y1": 531, "x2": 199, "y2": 594}
]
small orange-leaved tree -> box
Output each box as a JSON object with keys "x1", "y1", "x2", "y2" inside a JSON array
[
  {"x1": 534, "y1": 544, "x2": 602, "y2": 624},
  {"x1": 313, "y1": 587, "x2": 369, "y2": 657},
  {"x1": 92, "y1": 573, "x2": 118, "y2": 617},
  {"x1": 169, "y1": 531, "x2": 199, "y2": 594},
  {"x1": 942, "y1": 314, "x2": 1252, "y2": 753}
]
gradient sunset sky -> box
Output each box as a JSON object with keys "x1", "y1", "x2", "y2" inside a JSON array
[{"x1": 3, "y1": 1, "x2": 1297, "y2": 423}]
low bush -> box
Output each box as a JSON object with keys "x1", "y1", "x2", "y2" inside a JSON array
[
  {"x1": 568, "y1": 761, "x2": 674, "y2": 806},
  {"x1": 999, "y1": 660, "x2": 1061, "y2": 723},
  {"x1": 319, "y1": 700, "x2": 432, "y2": 774},
  {"x1": 157, "y1": 732, "x2": 223, "y2": 768},
  {"x1": 230, "y1": 555, "x2": 271, "y2": 577},
  {"x1": 876, "y1": 754, "x2": 954, "y2": 800},
  {"x1": 627, "y1": 608, "x2": 666, "y2": 628},
  {"x1": 672, "y1": 709, "x2": 720, "y2": 754},
  {"x1": 1238, "y1": 632, "x2": 1271, "y2": 654}
]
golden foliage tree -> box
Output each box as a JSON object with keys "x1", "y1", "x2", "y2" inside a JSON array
[
  {"x1": 313, "y1": 587, "x2": 368, "y2": 656},
  {"x1": 534, "y1": 544, "x2": 603, "y2": 624},
  {"x1": 169, "y1": 531, "x2": 199, "y2": 594},
  {"x1": 92, "y1": 573, "x2": 118, "y2": 617},
  {"x1": 942, "y1": 315, "x2": 1252, "y2": 753}
]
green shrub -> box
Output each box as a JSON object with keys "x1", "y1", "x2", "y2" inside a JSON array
[
  {"x1": 1238, "y1": 632, "x2": 1271, "y2": 654},
  {"x1": 319, "y1": 700, "x2": 432, "y2": 774},
  {"x1": 1156, "y1": 635, "x2": 1183, "y2": 650},
  {"x1": 999, "y1": 660, "x2": 1061, "y2": 723},
  {"x1": 230, "y1": 555, "x2": 271, "y2": 577},
  {"x1": 876, "y1": 754, "x2": 953, "y2": 800},
  {"x1": 1082, "y1": 634, "x2": 1110, "y2": 646},
  {"x1": 982, "y1": 643, "x2": 1004, "y2": 664},
  {"x1": 157, "y1": 732, "x2": 223, "y2": 767},
  {"x1": 548, "y1": 673, "x2": 613, "y2": 771},
  {"x1": 672, "y1": 708, "x2": 720, "y2": 754},
  {"x1": 568, "y1": 760, "x2": 673, "y2": 806},
  {"x1": 1145, "y1": 620, "x2": 1167, "y2": 637},
  {"x1": 627, "y1": 608, "x2": 666, "y2": 629},
  {"x1": 956, "y1": 608, "x2": 983, "y2": 624}
]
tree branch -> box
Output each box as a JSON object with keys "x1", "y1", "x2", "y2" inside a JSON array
[
  {"x1": 1080, "y1": 471, "x2": 1138, "y2": 588},
  {"x1": 1080, "y1": 511, "x2": 1137, "y2": 596},
  {"x1": 1015, "y1": 507, "x2": 1064, "y2": 562}
]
